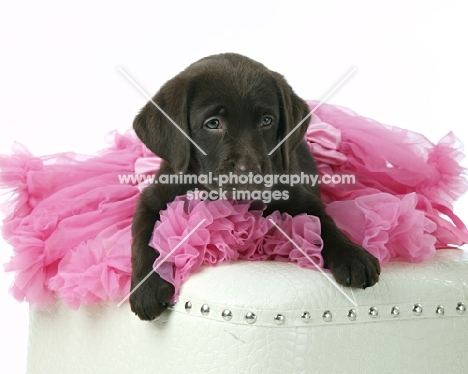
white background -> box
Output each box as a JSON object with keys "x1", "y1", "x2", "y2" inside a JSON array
[{"x1": 1, "y1": 0, "x2": 468, "y2": 372}]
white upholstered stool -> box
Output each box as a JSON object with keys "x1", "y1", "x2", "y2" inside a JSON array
[{"x1": 27, "y1": 249, "x2": 468, "y2": 373}]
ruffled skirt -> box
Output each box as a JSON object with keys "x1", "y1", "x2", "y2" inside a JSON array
[{"x1": 1, "y1": 101, "x2": 467, "y2": 308}]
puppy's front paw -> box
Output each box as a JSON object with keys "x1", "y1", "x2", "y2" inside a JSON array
[
  {"x1": 324, "y1": 243, "x2": 381, "y2": 289},
  {"x1": 129, "y1": 272, "x2": 175, "y2": 321}
]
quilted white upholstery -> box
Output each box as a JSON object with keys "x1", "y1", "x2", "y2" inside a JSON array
[{"x1": 27, "y1": 249, "x2": 468, "y2": 373}]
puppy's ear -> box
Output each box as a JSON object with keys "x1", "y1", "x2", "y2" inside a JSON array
[
  {"x1": 272, "y1": 72, "x2": 311, "y2": 172},
  {"x1": 133, "y1": 74, "x2": 191, "y2": 173}
]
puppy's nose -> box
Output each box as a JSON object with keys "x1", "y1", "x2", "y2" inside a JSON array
[{"x1": 234, "y1": 161, "x2": 261, "y2": 175}]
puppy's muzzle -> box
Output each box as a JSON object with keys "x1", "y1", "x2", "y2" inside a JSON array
[{"x1": 234, "y1": 159, "x2": 261, "y2": 175}]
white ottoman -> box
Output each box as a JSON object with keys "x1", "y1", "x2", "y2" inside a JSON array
[{"x1": 27, "y1": 249, "x2": 468, "y2": 374}]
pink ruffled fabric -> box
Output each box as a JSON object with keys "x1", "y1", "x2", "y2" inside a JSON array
[
  {"x1": 1, "y1": 102, "x2": 467, "y2": 308},
  {"x1": 0, "y1": 132, "x2": 150, "y2": 307},
  {"x1": 151, "y1": 198, "x2": 324, "y2": 298},
  {"x1": 306, "y1": 100, "x2": 468, "y2": 249}
]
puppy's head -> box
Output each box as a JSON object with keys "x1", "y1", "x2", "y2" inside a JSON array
[{"x1": 133, "y1": 53, "x2": 310, "y2": 190}]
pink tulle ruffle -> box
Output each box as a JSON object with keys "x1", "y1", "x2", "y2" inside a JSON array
[
  {"x1": 151, "y1": 198, "x2": 324, "y2": 298},
  {"x1": 0, "y1": 131, "x2": 147, "y2": 307},
  {"x1": 1, "y1": 102, "x2": 467, "y2": 308}
]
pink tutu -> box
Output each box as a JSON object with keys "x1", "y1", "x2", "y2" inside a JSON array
[{"x1": 1, "y1": 101, "x2": 467, "y2": 308}]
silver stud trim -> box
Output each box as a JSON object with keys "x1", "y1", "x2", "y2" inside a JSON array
[
  {"x1": 456, "y1": 302, "x2": 466, "y2": 314},
  {"x1": 221, "y1": 309, "x2": 232, "y2": 321},
  {"x1": 436, "y1": 305, "x2": 444, "y2": 316},
  {"x1": 245, "y1": 311, "x2": 257, "y2": 324},
  {"x1": 322, "y1": 310, "x2": 332, "y2": 322},
  {"x1": 412, "y1": 303, "x2": 423, "y2": 316},
  {"x1": 369, "y1": 307, "x2": 379, "y2": 318},
  {"x1": 347, "y1": 309, "x2": 357, "y2": 321},
  {"x1": 274, "y1": 314, "x2": 285, "y2": 325},
  {"x1": 301, "y1": 312, "x2": 311, "y2": 323},
  {"x1": 200, "y1": 304, "x2": 210, "y2": 316},
  {"x1": 175, "y1": 300, "x2": 467, "y2": 325}
]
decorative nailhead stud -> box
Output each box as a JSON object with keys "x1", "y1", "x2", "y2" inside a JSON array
[
  {"x1": 274, "y1": 314, "x2": 285, "y2": 325},
  {"x1": 456, "y1": 302, "x2": 466, "y2": 314},
  {"x1": 221, "y1": 309, "x2": 232, "y2": 321},
  {"x1": 301, "y1": 312, "x2": 311, "y2": 323},
  {"x1": 245, "y1": 312, "x2": 257, "y2": 324},
  {"x1": 347, "y1": 309, "x2": 357, "y2": 321},
  {"x1": 322, "y1": 310, "x2": 332, "y2": 322},
  {"x1": 391, "y1": 306, "x2": 400, "y2": 317},
  {"x1": 436, "y1": 305, "x2": 445, "y2": 316},
  {"x1": 185, "y1": 301, "x2": 192, "y2": 313},
  {"x1": 412, "y1": 303, "x2": 423, "y2": 316},
  {"x1": 200, "y1": 304, "x2": 210, "y2": 316},
  {"x1": 368, "y1": 307, "x2": 379, "y2": 318}
]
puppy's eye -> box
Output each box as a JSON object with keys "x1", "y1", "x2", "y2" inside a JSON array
[
  {"x1": 262, "y1": 116, "x2": 273, "y2": 127},
  {"x1": 204, "y1": 118, "x2": 220, "y2": 129}
]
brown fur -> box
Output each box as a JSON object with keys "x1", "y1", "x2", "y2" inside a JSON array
[{"x1": 130, "y1": 53, "x2": 380, "y2": 320}]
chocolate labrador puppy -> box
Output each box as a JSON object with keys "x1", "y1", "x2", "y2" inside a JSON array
[{"x1": 130, "y1": 53, "x2": 380, "y2": 320}]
